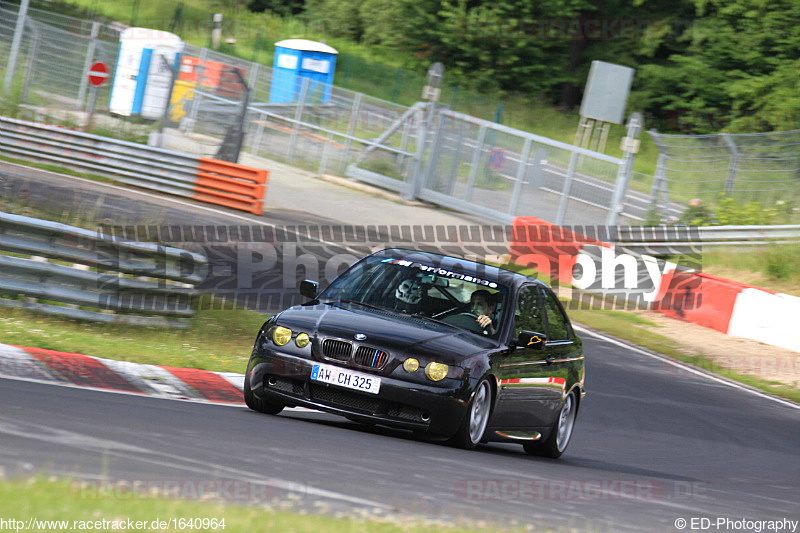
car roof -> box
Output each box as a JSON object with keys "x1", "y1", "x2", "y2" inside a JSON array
[{"x1": 371, "y1": 248, "x2": 548, "y2": 291}]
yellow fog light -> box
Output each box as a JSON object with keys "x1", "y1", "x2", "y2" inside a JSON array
[
  {"x1": 295, "y1": 332, "x2": 310, "y2": 348},
  {"x1": 272, "y1": 326, "x2": 291, "y2": 346},
  {"x1": 403, "y1": 358, "x2": 420, "y2": 373},
  {"x1": 425, "y1": 362, "x2": 449, "y2": 381}
]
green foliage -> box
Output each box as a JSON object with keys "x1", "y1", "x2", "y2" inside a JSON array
[
  {"x1": 702, "y1": 244, "x2": 800, "y2": 289},
  {"x1": 678, "y1": 194, "x2": 796, "y2": 226},
  {"x1": 396, "y1": 0, "x2": 590, "y2": 98},
  {"x1": 634, "y1": 0, "x2": 800, "y2": 132},
  {"x1": 358, "y1": 0, "x2": 406, "y2": 46},
  {"x1": 680, "y1": 193, "x2": 792, "y2": 226},
  {"x1": 303, "y1": 0, "x2": 366, "y2": 41},
  {"x1": 299, "y1": 0, "x2": 800, "y2": 133},
  {"x1": 678, "y1": 200, "x2": 714, "y2": 226},
  {"x1": 247, "y1": 0, "x2": 305, "y2": 16},
  {"x1": 713, "y1": 194, "x2": 771, "y2": 225},
  {"x1": 763, "y1": 241, "x2": 800, "y2": 283}
]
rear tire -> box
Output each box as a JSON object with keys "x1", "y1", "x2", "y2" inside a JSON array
[
  {"x1": 243, "y1": 360, "x2": 285, "y2": 415},
  {"x1": 449, "y1": 379, "x2": 492, "y2": 450},
  {"x1": 523, "y1": 390, "x2": 577, "y2": 459}
]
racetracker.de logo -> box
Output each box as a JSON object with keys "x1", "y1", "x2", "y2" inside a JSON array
[
  {"x1": 454, "y1": 479, "x2": 706, "y2": 501},
  {"x1": 69, "y1": 479, "x2": 282, "y2": 502}
]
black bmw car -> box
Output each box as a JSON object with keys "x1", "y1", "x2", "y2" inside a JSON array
[{"x1": 244, "y1": 248, "x2": 585, "y2": 458}]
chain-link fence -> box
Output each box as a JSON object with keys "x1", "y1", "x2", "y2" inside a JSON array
[
  {"x1": 0, "y1": 4, "x2": 121, "y2": 111},
  {"x1": 648, "y1": 130, "x2": 800, "y2": 221},
  {"x1": 2, "y1": 5, "x2": 648, "y2": 226}
]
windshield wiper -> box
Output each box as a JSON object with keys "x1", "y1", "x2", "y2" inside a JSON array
[
  {"x1": 407, "y1": 313, "x2": 463, "y2": 330},
  {"x1": 326, "y1": 300, "x2": 466, "y2": 331},
  {"x1": 326, "y1": 299, "x2": 386, "y2": 312}
]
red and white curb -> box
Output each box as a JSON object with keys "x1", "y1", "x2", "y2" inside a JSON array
[{"x1": 0, "y1": 344, "x2": 245, "y2": 404}]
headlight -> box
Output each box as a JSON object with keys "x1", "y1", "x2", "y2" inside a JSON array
[
  {"x1": 272, "y1": 326, "x2": 292, "y2": 346},
  {"x1": 295, "y1": 332, "x2": 310, "y2": 348},
  {"x1": 425, "y1": 362, "x2": 449, "y2": 381},
  {"x1": 403, "y1": 358, "x2": 419, "y2": 373}
]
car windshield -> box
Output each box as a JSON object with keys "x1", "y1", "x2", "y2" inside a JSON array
[{"x1": 319, "y1": 255, "x2": 509, "y2": 338}]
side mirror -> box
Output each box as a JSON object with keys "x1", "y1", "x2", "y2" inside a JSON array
[
  {"x1": 300, "y1": 279, "x2": 318, "y2": 299},
  {"x1": 517, "y1": 330, "x2": 547, "y2": 350}
]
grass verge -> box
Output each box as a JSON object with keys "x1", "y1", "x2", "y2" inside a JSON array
[
  {"x1": 0, "y1": 155, "x2": 115, "y2": 185},
  {"x1": 0, "y1": 477, "x2": 510, "y2": 533},
  {"x1": 698, "y1": 245, "x2": 800, "y2": 297},
  {"x1": 0, "y1": 295, "x2": 264, "y2": 373}
]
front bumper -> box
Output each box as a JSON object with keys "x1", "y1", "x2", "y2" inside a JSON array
[{"x1": 248, "y1": 349, "x2": 470, "y2": 436}]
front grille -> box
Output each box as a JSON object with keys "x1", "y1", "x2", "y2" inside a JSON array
[
  {"x1": 310, "y1": 384, "x2": 382, "y2": 413},
  {"x1": 323, "y1": 339, "x2": 352, "y2": 361},
  {"x1": 354, "y1": 346, "x2": 388, "y2": 369}
]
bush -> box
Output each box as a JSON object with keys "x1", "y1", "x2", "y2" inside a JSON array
[
  {"x1": 679, "y1": 194, "x2": 784, "y2": 226},
  {"x1": 679, "y1": 199, "x2": 715, "y2": 226}
]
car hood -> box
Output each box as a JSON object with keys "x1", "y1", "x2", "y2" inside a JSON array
[{"x1": 275, "y1": 302, "x2": 494, "y2": 358}]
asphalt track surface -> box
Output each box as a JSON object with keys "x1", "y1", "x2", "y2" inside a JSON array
[
  {"x1": 2, "y1": 330, "x2": 798, "y2": 532},
  {"x1": 1, "y1": 163, "x2": 799, "y2": 531}
]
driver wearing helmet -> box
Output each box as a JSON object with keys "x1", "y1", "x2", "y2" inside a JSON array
[
  {"x1": 394, "y1": 277, "x2": 424, "y2": 313},
  {"x1": 470, "y1": 290, "x2": 497, "y2": 334}
]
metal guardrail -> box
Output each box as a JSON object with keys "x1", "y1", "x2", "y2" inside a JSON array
[
  {"x1": 0, "y1": 116, "x2": 269, "y2": 215},
  {"x1": 0, "y1": 116, "x2": 199, "y2": 198},
  {"x1": 0, "y1": 211, "x2": 208, "y2": 327},
  {"x1": 613, "y1": 224, "x2": 800, "y2": 255}
]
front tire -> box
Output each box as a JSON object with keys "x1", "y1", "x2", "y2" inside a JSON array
[
  {"x1": 243, "y1": 360, "x2": 285, "y2": 415},
  {"x1": 449, "y1": 379, "x2": 492, "y2": 450},
  {"x1": 524, "y1": 390, "x2": 578, "y2": 459}
]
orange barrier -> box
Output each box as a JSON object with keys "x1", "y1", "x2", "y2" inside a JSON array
[
  {"x1": 179, "y1": 56, "x2": 248, "y2": 98},
  {"x1": 193, "y1": 158, "x2": 268, "y2": 215},
  {"x1": 510, "y1": 216, "x2": 609, "y2": 282}
]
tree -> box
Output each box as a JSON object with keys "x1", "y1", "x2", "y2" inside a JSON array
[
  {"x1": 254, "y1": 0, "x2": 800, "y2": 133},
  {"x1": 632, "y1": 0, "x2": 800, "y2": 132},
  {"x1": 359, "y1": 0, "x2": 407, "y2": 46},
  {"x1": 304, "y1": 0, "x2": 366, "y2": 41},
  {"x1": 247, "y1": 0, "x2": 306, "y2": 16},
  {"x1": 394, "y1": 0, "x2": 591, "y2": 97}
]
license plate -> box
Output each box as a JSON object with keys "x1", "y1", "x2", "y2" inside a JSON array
[{"x1": 310, "y1": 363, "x2": 381, "y2": 395}]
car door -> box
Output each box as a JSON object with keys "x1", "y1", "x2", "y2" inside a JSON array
[
  {"x1": 491, "y1": 284, "x2": 568, "y2": 429},
  {"x1": 539, "y1": 286, "x2": 583, "y2": 403}
]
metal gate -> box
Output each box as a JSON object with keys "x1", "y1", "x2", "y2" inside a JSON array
[{"x1": 347, "y1": 104, "x2": 642, "y2": 226}]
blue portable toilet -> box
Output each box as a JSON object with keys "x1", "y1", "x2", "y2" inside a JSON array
[{"x1": 269, "y1": 39, "x2": 338, "y2": 104}]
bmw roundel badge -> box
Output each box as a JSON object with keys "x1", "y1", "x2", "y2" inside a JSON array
[{"x1": 354, "y1": 333, "x2": 367, "y2": 341}]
